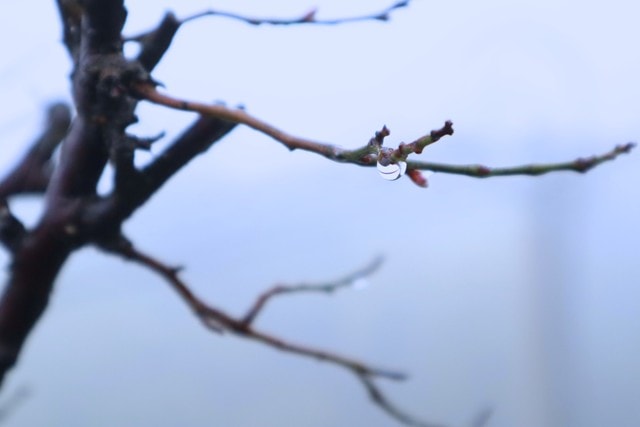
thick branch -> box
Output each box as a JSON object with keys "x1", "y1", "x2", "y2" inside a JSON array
[
  {"x1": 140, "y1": 115, "x2": 236, "y2": 201},
  {"x1": 133, "y1": 12, "x2": 181, "y2": 72},
  {"x1": 82, "y1": 0, "x2": 127, "y2": 54},
  {"x1": 76, "y1": 115, "x2": 236, "y2": 236},
  {"x1": 0, "y1": 221, "x2": 73, "y2": 387},
  {"x1": 0, "y1": 202, "x2": 26, "y2": 254},
  {"x1": 55, "y1": 0, "x2": 83, "y2": 61},
  {"x1": 0, "y1": 0, "x2": 135, "y2": 390}
]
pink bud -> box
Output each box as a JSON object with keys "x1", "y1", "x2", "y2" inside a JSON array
[{"x1": 407, "y1": 169, "x2": 428, "y2": 188}]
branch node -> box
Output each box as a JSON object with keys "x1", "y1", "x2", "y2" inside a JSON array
[{"x1": 430, "y1": 120, "x2": 454, "y2": 143}]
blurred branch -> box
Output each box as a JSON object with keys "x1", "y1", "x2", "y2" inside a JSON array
[
  {"x1": 0, "y1": 103, "x2": 71, "y2": 199},
  {"x1": 128, "y1": 2, "x2": 409, "y2": 82},
  {"x1": 242, "y1": 256, "x2": 383, "y2": 326},
  {"x1": 55, "y1": 0, "x2": 84, "y2": 61},
  {"x1": 103, "y1": 238, "x2": 447, "y2": 427},
  {"x1": 171, "y1": 1, "x2": 409, "y2": 28},
  {"x1": 360, "y1": 375, "x2": 449, "y2": 427},
  {"x1": 0, "y1": 202, "x2": 26, "y2": 254}
]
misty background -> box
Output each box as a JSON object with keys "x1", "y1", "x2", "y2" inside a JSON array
[{"x1": 0, "y1": 1, "x2": 638, "y2": 426}]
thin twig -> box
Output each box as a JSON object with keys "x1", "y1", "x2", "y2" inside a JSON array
[
  {"x1": 103, "y1": 239, "x2": 446, "y2": 427},
  {"x1": 132, "y1": 83, "x2": 357, "y2": 161},
  {"x1": 180, "y1": 1, "x2": 410, "y2": 27},
  {"x1": 242, "y1": 255, "x2": 383, "y2": 326},
  {"x1": 133, "y1": 83, "x2": 634, "y2": 183},
  {"x1": 360, "y1": 375, "x2": 448, "y2": 427},
  {"x1": 407, "y1": 142, "x2": 636, "y2": 178}
]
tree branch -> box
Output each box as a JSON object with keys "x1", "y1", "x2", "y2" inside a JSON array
[
  {"x1": 134, "y1": 12, "x2": 181, "y2": 72},
  {"x1": 241, "y1": 255, "x2": 383, "y2": 326},
  {"x1": 101, "y1": 238, "x2": 446, "y2": 427},
  {"x1": 0, "y1": 202, "x2": 26, "y2": 255},
  {"x1": 132, "y1": 84, "x2": 635, "y2": 185},
  {"x1": 406, "y1": 142, "x2": 636, "y2": 178}
]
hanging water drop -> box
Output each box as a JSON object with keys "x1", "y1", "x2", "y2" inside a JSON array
[{"x1": 377, "y1": 160, "x2": 407, "y2": 181}]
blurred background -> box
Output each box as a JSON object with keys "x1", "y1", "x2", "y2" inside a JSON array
[{"x1": 0, "y1": 1, "x2": 638, "y2": 426}]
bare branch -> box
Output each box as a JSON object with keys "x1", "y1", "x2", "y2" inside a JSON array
[
  {"x1": 133, "y1": 84, "x2": 633, "y2": 185},
  {"x1": 100, "y1": 239, "x2": 448, "y2": 427},
  {"x1": 55, "y1": 0, "x2": 83, "y2": 61},
  {"x1": 360, "y1": 375, "x2": 448, "y2": 427},
  {"x1": 132, "y1": 83, "x2": 366, "y2": 161},
  {"x1": 133, "y1": 12, "x2": 181, "y2": 72},
  {"x1": 126, "y1": 2, "x2": 409, "y2": 73},
  {"x1": 242, "y1": 256, "x2": 383, "y2": 326},
  {"x1": 407, "y1": 142, "x2": 636, "y2": 178},
  {"x1": 179, "y1": 1, "x2": 410, "y2": 27}
]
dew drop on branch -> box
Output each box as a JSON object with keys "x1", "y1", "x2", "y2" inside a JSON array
[{"x1": 377, "y1": 160, "x2": 407, "y2": 181}]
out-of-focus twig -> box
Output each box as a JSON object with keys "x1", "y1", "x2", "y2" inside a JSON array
[
  {"x1": 103, "y1": 238, "x2": 447, "y2": 427},
  {"x1": 241, "y1": 255, "x2": 383, "y2": 326},
  {"x1": 179, "y1": 1, "x2": 410, "y2": 27}
]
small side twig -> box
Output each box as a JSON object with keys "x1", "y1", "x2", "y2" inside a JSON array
[
  {"x1": 360, "y1": 375, "x2": 448, "y2": 427},
  {"x1": 242, "y1": 255, "x2": 383, "y2": 326},
  {"x1": 102, "y1": 238, "x2": 446, "y2": 427}
]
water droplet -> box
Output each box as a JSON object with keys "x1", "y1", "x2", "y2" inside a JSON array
[{"x1": 377, "y1": 160, "x2": 407, "y2": 181}]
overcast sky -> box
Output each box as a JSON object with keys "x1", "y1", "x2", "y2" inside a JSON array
[{"x1": 0, "y1": 1, "x2": 639, "y2": 427}]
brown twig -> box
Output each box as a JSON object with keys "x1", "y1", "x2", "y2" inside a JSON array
[
  {"x1": 242, "y1": 255, "x2": 383, "y2": 326},
  {"x1": 132, "y1": 83, "x2": 357, "y2": 161},
  {"x1": 103, "y1": 239, "x2": 447, "y2": 427},
  {"x1": 133, "y1": 84, "x2": 633, "y2": 184}
]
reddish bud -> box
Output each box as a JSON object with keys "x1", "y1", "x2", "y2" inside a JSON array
[{"x1": 407, "y1": 169, "x2": 428, "y2": 188}]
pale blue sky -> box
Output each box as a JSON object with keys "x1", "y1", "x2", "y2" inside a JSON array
[{"x1": 0, "y1": 1, "x2": 639, "y2": 427}]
